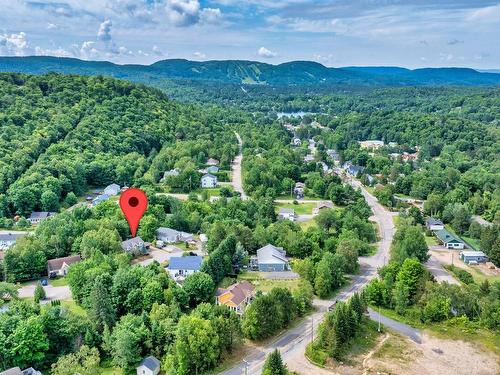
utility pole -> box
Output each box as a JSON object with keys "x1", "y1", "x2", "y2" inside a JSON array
[
  {"x1": 243, "y1": 359, "x2": 249, "y2": 375},
  {"x1": 311, "y1": 315, "x2": 314, "y2": 342},
  {"x1": 378, "y1": 304, "x2": 381, "y2": 332},
  {"x1": 290, "y1": 180, "x2": 293, "y2": 199}
]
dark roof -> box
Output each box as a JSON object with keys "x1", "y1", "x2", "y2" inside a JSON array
[
  {"x1": 168, "y1": 256, "x2": 202, "y2": 271},
  {"x1": 139, "y1": 356, "x2": 160, "y2": 371},
  {"x1": 29, "y1": 212, "x2": 55, "y2": 219},
  {"x1": 426, "y1": 217, "x2": 443, "y2": 226},
  {"x1": 47, "y1": 255, "x2": 81, "y2": 272},
  {"x1": 216, "y1": 281, "x2": 255, "y2": 306}
]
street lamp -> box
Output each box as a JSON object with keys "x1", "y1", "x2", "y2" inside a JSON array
[{"x1": 378, "y1": 304, "x2": 381, "y2": 332}]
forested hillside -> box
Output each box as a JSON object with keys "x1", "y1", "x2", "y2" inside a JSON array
[{"x1": 0, "y1": 73, "x2": 236, "y2": 218}]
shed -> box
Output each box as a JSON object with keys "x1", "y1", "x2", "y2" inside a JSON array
[
  {"x1": 460, "y1": 251, "x2": 488, "y2": 264},
  {"x1": 136, "y1": 356, "x2": 160, "y2": 375}
]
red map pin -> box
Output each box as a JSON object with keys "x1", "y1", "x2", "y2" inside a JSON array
[{"x1": 119, "y1": 188, "x2": 148, "y2": 237}]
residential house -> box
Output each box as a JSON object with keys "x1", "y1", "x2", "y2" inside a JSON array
[
  {"x1": 435, "y1": 229, "x2": 465, "y2": 249},
  {"x1": 359, "y1": 140, "x2": 384, "y2": 149},
  {"x1": 365, "y1": 174, "x2": 375, "y2": 185},
  {"x1": 426, "y1": 218, "x2": 444, "y2": 231},
  {"x1": 256, "y1": 244, "x2": 289, "y2": 271},
  {"x1": 389, "y1": 153, "x2": 401, "y2": 160},
  {"x1": 92, "y1": 194, "x2": 109, "y2": 207},
  {"x1": 121, "y1": 237, "x2": 148, "y2": 254},
  {"x1": 47, "y1": 255, "x2": 81, "y2": 278},
  {"x1": 388, "y1": 142, "x2": 398, "y2": 148},
  {"x1": 207, "y1": 165, "x2": 219, "y2": 174},
  {"x1": 0, "y1": 233, "x2": 27, "y2": 250},
  {"x1": 167, "y1": 256, "x2": 202, "y2": 279},
  {"x1": 27, "y1": 211, "x2": 56, "y2": 225},
  {"x1": 292, "y1": 137, "x2": 301, "y2": 146},
  {"x1": 136, "y1": 356, "x2": 160, "y2": 375},
  {"x1": 294, "y1": 182, "x2": 305, "y2": 198},
  {"x1": 157, "y1": 227, "x2": 194, "y2": 243},
  {"x1": 206, "y1": 158, "x2": 219, "y2": 166},
  {"x1": 104, "y1": 183, "x2": 120, "y2": 196},
  {"x1": 326, "y1": 149, "x2": 340, "y2": 164},
  {"x1": 215, "y1": 281, "x2": 256, "y2": 315},
  {"x1": 278, "y1": 208, "x2": 296, "y2": 221},
  {"x1": 343, "y1": 162, "x2": 365, "y2": 177},
  {"x1": 201, "y1": 173, "x2": 218, "y2": 188},
  {"x1": 313, "y1": 201, "x2": 334, "y2": 215},
  {"x1": 162, "y1": 168, "x2": 180, "y2": 180},
  {"x1": 460, "y1": 251, "x2": 488, "y2": 264},
  {"x1": 303, "y1": 154, "x2": 315, "y2": 163},
  {"x1": 402, "y1": 152, "x2": 418, "y2": 162},
  {"x1": 0, "y1": 368, "x2": 41, "y2": 375}
]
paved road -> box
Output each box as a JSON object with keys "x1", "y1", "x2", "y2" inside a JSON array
[
  {"x1": 368, "y1": 307, "x2": 422, "y2": 344},
  {"x1": 221, "y1": 178, "x2": 395, "y2": 375},
  {"x1": 232, "y1": 132, "x2": 247, "y2": 200},
  {"x1": 425, "y1": 255, "x2": 460, "y2": 285},
  {"x1": 18, "y1": 283, "x2": 72, "y2": 302}
]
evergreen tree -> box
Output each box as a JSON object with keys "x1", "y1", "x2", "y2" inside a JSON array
[
  {"x1": 262, "y1": 349, "x2": 288, "y2": 375},
  {"x1": 34, "y1": 282, "x2": 46, "y2": 303},
  {"x1": 89, "y1": 274, "x2": 116, "y2": 332}
]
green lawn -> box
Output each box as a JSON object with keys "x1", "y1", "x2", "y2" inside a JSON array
[
  {"x1": 299, "y1": 220, "x2": 317, "y2": 231},
  {"x1": 98, "y1": 359, "x2": 124, "y2": 375},
  {"x1": 61, "y1": 300, "x2": 87, "y2": 316},
  {"x1": 425, "y1": 235, "x2": 438, "y2": 246},
  {"x1": 275, "y1": 202, "x2": 316, "y2": 215},
  {"x1": 49, "y1": 277, "x2": 69, "y2": 287},
  {"x1": 231, "y1": 271, "x2": 301, "y2": 293}
]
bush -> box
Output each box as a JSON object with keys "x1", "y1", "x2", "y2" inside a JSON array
[{"x1": 34, "y1": 283, "x2": 46, "y2": 303}]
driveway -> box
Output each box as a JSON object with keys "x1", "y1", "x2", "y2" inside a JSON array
[
  {"x1": 260, "y1": 271, "x2": 299, "y2": 280},
  {"x1": 425, "y1": 255, "x2": 459, "y2": 285},
  {"x1": 368, "y1": 307, "x2": 422, "y2": 344},
  {"x1": 18, "y1": 282, "x2": 72, "y2": 302}
]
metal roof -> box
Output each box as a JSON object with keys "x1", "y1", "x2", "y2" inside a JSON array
[{"x1": 168, "y1": 256, "x2": 202, "y2": 271}]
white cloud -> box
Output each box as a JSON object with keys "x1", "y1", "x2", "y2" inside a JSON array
[
  {"x1": 0, "y1": 32, "x2": 30, "y2": 56},
  {"x1": 258, "y1": 46, "x2": 276, "y2": 58},
  {"x1": 200, "y1": 8, "x2": 222, "y2": 24},
  {"x1": 152, "y1": 45, "x2": 164, "y2": 56},
  {"x1": 79, "y1": 41, "x2": 99, "y2": 59},
  {"x1": 98, "y1": 19, "x2": 113, "y2": 42},
  {"x1": 165, "y1": 0, "x2": 201, "y2": 26},
  {"x1": 193, "y1": 51, "x2": 206, "y2": 58},
  {"x1": 35, "y1": 46, "x2": 73, "y2": 57}
]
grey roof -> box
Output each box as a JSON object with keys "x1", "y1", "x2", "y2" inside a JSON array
[
  {"x1": 47, "y1": 255, "x2": 82, "y2": 272},
  {"x1": 435, "y1": 229, "x2": 463, "y2": 244},
  {"x1": 202, "y1": 173, "x2": 217, "y2": 180},
  {"x1": 0, "y1": 233, "x2": 27, "y2": 241},
  {"x1": 29, "y1": 211, "x2": 55, "y2": 219},
  {"x1": 0, "y1": 368, "x2": 22, "y2": 375},
  {"x1": 257, "y1": 244, "x2": 288, "y2": 265},
  {"x1": 139, "y1": 356, "x2": 160, "y2": 371},
  {"x1": 92, "y1": 194, "x2": 110, "y2": 203},
  {"x1": 121, "y1": 236, "x2": 145, "y2": 251},
  {"x1": 426, "y1": 217, "x2": 443, "y2": 226},
  {"x1": 168, "y1": 256, "x2": 203, "y2": 271},
  {"x1": 461, "y1": 251, "x2": 486, "y2": 257},
  {"x1": 105, "y1": 183, "x2": 120, "y2": 190}
]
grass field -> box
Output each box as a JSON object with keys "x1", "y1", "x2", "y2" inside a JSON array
[
  {"x1": 61, "y1": 300, "x2": 87, "y2": 316},
  {"x1": 425, "y1": 235, "x2": 438, "y2": 246},
  {"x1": 224, "y1": 271, "x2": 301, "y2": 293},
  {"x1": 49, "y1": 277, "x2": 69, "y2": 287},
  {"x1": 275, "y1": 202, "x2": 316, "y2": 215},
  {"x1": 299, "y1": 220, "x2": 317, "y2": 231}
]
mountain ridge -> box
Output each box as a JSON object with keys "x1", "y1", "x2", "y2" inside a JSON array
[{"x1": 0, "y1": 56, "x2": 499, "y2": 86}]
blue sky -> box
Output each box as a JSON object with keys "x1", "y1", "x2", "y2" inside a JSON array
[{"x1": 0, "y1": 0, "x2": 499, "y2": 68}]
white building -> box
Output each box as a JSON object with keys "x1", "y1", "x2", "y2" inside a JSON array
[
  {"x1": 278, "y1": 208, "x2": 296, "y2": 221},
  {"x1": 0, "y1": 233, "x2": 27, "y2": 250},
  {"x1": 104, "y1": 183, "x2": 120, "y2": 196},
  {"x1": 136, "y1": 356, "x2": 160, "y2": 375},
  {"x1": 167, "y1": 256, "x2": 203, "y2": 279},
  {"x1": 156, "y1": 227, "x2": 193, "y2": 243},
  {"x1": 201, "y1": 173, "x2": 218, "y2": 188},
  {"x1": 47, "y1": 255, "x2": 81, "y2": 278},
  {"x1": 27, "y1": 212, "x2": 56, "y2": 225},
  {"x1": 359, "y1": 140, "x2": 384, "y2": 149}
]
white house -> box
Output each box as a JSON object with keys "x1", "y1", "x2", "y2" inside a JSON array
[
  {"x1": 136, "y1": 356, "x2": 160, "y2": 375},
  {"x1": 47, "y1": 255, "x2": 81, "y2": 278},
  {"x1": 359, "y1": 140, "x2": 384, "y2": 149},
  {"x1": 104, "y1": 183, "x2": 120, "y2": 196},
  {"x1": 167, "y1": 256, "x2": 203, "y2": 279},
  {"x1": 162, "y1": 169, "x2": 180, "y2": 180},
  {"x1": 278, "y1": 208, "x2": 296, "y2": 221},
  {"x1": 256, "y1": 244, "x2": 289, "y2": 272},
  {"x1": 426, "y1": 218, "x2": 444, "y2": 231},
  {"x1": 0, "y1": 233, "x2": 27, "y2": 250},
  {"x1": 201, "y1": 173, "x2": 218, "y2": 188},
  {"x1": 206, "y1": 158, "x2": 219, "y2": 166},
  {"x1": 156, "y1": 227, "x2": 194, "y2": 243},
  {"x1": 292, "y1": 137, "x2": 301, "y2": 146},
  {"x1": 27, "y1": 211, "x2": 56, "y2": 225}
]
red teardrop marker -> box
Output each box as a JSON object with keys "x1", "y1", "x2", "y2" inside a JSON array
[{"x1": 119, "y1": 188, "x2": 148, "y2": 237}]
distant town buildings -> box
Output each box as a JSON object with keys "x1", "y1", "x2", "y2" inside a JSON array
[{"x1": 358, "y1": 140, "x2": 384, "y2": 149}]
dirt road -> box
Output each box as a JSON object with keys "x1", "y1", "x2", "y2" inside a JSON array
[{"x1": 232, "y1": 132, "x2": 247, "y2": 199}]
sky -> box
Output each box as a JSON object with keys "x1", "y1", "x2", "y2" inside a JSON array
[{"x1": 0, "y1": 0, "x2": 499, "y2": 68}]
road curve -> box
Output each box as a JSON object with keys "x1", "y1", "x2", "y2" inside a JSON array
[{"x1": 220, "y1": 176, "x2": 395, "y2": 375}]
